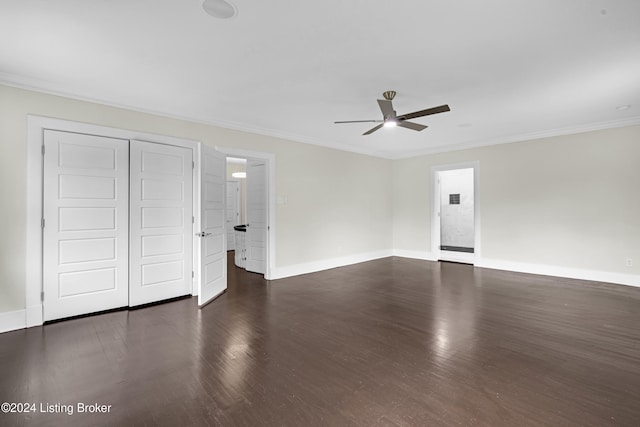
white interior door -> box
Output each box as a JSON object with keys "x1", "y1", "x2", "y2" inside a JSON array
[
  {"x1": 246, "y1": 160, "x2": 266, "y2": 274},
  {"x1": 226, "y1": 180, "x2": 240, "y2": 251},
  {"x1": 129, "y1": 140, "x2": 193, "y2": 306},
  {"x1": 43, "y1": 130, "x2": 129, "y2": 321},
  {"x1": 198, "y1": 145, "x2": 227, "y2": 306}
]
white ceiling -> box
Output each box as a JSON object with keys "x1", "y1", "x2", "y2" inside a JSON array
[{"x1": 1, "y1": 0, "x2": 639, "y2": 159}]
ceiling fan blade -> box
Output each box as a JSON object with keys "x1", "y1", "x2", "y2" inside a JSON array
[
  {"x1": 334, "y1": 120, "x2": 382, "y2": 124},
  {"x1": 377, "y1": 99, "x2": 396, "y2": 119},
  {"x1": 397, "y1": 104, "x2": 450, "y2": 121},
  {"x1": 363, "y1": 123, "x2": 384, "y2": 135},
  {"x1": 398, "y1": 121, "x2": 427, "y2": 132}
]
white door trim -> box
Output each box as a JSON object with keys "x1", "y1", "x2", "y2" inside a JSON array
[
  {"x1": 430, "y1": 161, "x2": 480, "y2": 264},
  {"x1": 26, "y1": 115, "x2": 201, "y2": 327},
  {"x1": 216, "y1": 146, "x2": 276, "y2": 280}
]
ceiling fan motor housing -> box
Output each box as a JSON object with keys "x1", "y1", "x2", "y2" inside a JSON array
[{"x1": 383, "y1": 90, "x2": 396, "y2": 101}]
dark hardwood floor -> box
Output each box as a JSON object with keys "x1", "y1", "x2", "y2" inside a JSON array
[{"x1": 1, "y1": 254, "x2": 640, "y2": 426}]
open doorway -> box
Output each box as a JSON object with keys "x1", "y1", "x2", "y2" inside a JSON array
[
  {"x1": 431, "y1": 162, "x2": 480, "y2": 264},
  {"x1": 226, "y1": 157, "x2": 246, "y2": 252},
  {"x1": 222, "y1": 149, "x2": 274, "y2": 279}
]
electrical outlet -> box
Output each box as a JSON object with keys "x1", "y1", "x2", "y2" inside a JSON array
[{"x1": 626, "y1": 258, "x2": 633, "y2": 267}]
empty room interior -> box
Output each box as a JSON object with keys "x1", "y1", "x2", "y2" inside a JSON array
[{"x1": 1, "y1": 1, "x2": 639, "y2": 426}]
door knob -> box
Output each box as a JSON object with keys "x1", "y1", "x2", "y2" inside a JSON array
[{"x1": 195, "y1": 232, "x2": 212, "y2": 237}]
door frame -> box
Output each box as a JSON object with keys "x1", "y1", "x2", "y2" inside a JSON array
[
  {"x1": 430, "y1": 161, "x2": 480, "y2": 264},
  {"x1": 217, "y1": 146, "x2": 276, "y2": 280},
  {"x1": 26, "y1": 115, "x2": 202, "y2": 327}
]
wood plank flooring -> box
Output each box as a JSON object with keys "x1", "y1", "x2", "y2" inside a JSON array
[{"x1": 1, "y1": 254, "x2": 639, "y2": 426}]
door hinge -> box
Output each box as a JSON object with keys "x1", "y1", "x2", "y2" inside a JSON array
[
  {"x1": 192, "y1": 271, "x2": 194, "y2": 278},
  {"x1": 41, "y1": 218, "x2": 45, "y2": 228},
  {"x1": 41, "y1": 291, "x2": 44, "y2": 301},
  {"x1": 41, "y1": 145, "x2": 45, "y2": 156},
  {"x1": 192, "y1": 216, "x2": 195, "y2": 224},
  {"x1": 192, "y1": 161, "x2": 195, "y2": 169}
]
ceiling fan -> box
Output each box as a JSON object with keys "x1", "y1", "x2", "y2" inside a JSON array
[{"x1": 335, "y1": 91, "x2": 450, "y2": 135}]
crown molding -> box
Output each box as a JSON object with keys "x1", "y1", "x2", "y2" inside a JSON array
[
  {"x1": 2, "y1": 74, "x2": 639, "y2": 161},
  {"x1": 0, "y1": 74, "x2": 386, "y2": 159},
  {"x1": 389, "y1": 116, "x2": 640, "y2": 159}
]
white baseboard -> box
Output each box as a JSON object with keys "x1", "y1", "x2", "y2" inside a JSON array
[
  {"x1": 271, "y1": 249, "x2": 393, "y2": 280},
  {"x1": 0, "y1": 309, "x2": 26, "y2": 333},
  {"x1": 438, "y1": 251, "x2": 475, "y2": 264},
  {"x1": 391, "y1": 249, "x2": 437, "y2": 261},
  {"x1": 475, "y1": 258, "x2": 640, "y2": 288},
  {"x1": 272, "y1": 249, "x2": 640, "y2": 289}
]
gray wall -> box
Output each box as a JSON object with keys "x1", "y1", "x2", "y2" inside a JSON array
[
  {"x1": 1, "y1": 83, "x2": 639, "y2": 322},
  {"x1": 392, "y1": 125, "x2": 640, "y2": 275}
]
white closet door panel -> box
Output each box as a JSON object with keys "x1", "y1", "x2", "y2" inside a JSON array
[
  {"x1": 130, "y1": 140, "x2": 193, "y2": 306},
  {"x1": 59, "y1": 174, "x2": 116, "y2": 199},
  {"x1": 142, "y1": 179, "x2": 183, "y2": 200},
  {"x1": 141, "y1": 207, "x2": 183, "y2": 228},
  {"x1": 59, "y1": 207, "x2": 116, "y2": 231},
  {"x1": 59, "y1": 268, "x2": 116, "y2": 297},
  {"x1": 141, "y1": 234, "x2": 183, "y2": 257},
  {"x1": 59, "y1": 238, "x2": 116, "y2": 264},
  {"x1": 58, "y1": 143, "x2": 116, "y2": 169},
  {"x1": 43, "y1": 130, "x2": 129, "y2": 321}
]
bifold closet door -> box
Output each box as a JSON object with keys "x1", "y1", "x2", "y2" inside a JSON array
[
  {"x1": 43, "y1": 130, "x2": 130, "y2": 321},
  {"x1": 129, "y1": 140, "x2": 194, "y2": 306}
]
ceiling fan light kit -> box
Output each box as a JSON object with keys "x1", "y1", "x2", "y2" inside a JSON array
[
  {"x1": 202, "y1": 0, "x2": 237, "y2": 19},
  {"x1": 335, "y1": 91, "x2": 450, "y2": 136},
  {"x1": 382, "y1": 91, "x2": 397, "y2": 101}
]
